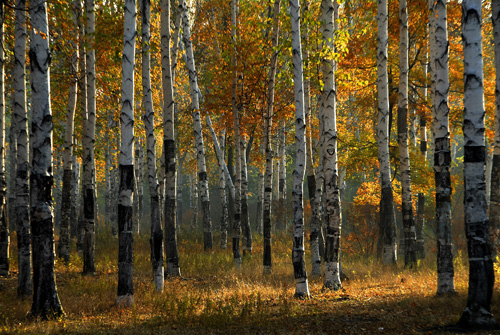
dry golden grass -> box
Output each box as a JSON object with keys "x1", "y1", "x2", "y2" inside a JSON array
[{"x1": 0, "y1": 228, "x2": 498, "y2": 334}]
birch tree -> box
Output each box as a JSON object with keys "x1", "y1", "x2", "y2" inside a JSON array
[
  {"x1": 29, "y1": 0, "x2": 65, "y2": 318},
  {"x1": 82, "y1": 0, "x2": 96, "y2": 274},
  {"x1": 241, "y1": 137, "x2": 252, "y2": 255},
  {"x1": 263, "y1": 0, "x2": 281, "y2": 274},
  {"x1": 377, "y1": 0, "x2": 397, "y2": 264},
  {"x1": 218, "y1": 132, "x2": 229, "y2": 249},
  {"x1": 231, "y1": 0, "x2": 242, "y2": 265},
  {"x1": 458, "y1": 0, "x2": 498, "y2": 328},
  {"x1": 162, "y1": 0, "x2": 180, "y2": 277},
  {"x1": 116, "y1": 0, "x2": 137, "y2": 307},
  {"x1": 321, "y1": 0, "x2": 342, "y2": 290},
  {"x1": 180, "y1": 0, "x2": 213, "y2": 251},
  {"x1": 13, "y1": 0, "x2": 31, "y2": 298},
  {"x1": 0, "y1": 0, "x2": 7, "y2": 278},
  {"x1": 290, "y1": 0, "x2": 310, "y2": 298},
  {"x1": 432, "y1": 0, "x2": 454, "y2": 295},
  {"x1": 59, "y1": 0, "x2": 80, "y2": 265},
  {"x1": 397, "y1": 0, "x2": 416, "y2": 268},
  {"x1": 142, "y1": 0, "x2": 164, "y2": 290}
]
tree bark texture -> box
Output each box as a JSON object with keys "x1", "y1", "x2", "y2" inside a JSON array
[
  {"x1": 29, "y1": 0, "x2": 65, "y2": 318},
  {"x1": 290, "y1": 0, "x2": 310, "y2": 298},
  {"x1": 241, "y1": 137, "x2": 252, "y2": 255},
  {"x1": 162, "y1": 0, "x2": 180, "y2": 274},
  {"x1": 13, "y1": 0, "x2": 31, "y2": 297},
  {"x1": 321, "y1": 0, "x2": 342, "y2": 290},
  {"x1": 458, "y1": 0, "x2": 498, "y2": 329},
  {"x1": 116, "y1": 0, "x2": 137, "y2": 307},
  {"x1": 432, "y1": 0, "x2": 455, "y2": 295},
  {"x1": 59, "y1": 0, "x2": 80, "y2": 266},
  {"x1": 142, "y1": 0, "x2": 164, "y2": 290},
  {"x1": 397, "y1": 0, "x2": 417, "y2": 268},
  {"x1": 377, "y1": 0, "x2": 397, "y2": 265}
]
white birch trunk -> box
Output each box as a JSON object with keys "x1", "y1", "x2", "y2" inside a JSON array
[
  {"x1": 180, "y1": 0, "x2": 213, "y2": 250},
  {"x1": 289, "y1": 0, "x2": 310, "y2": 298},
  {"x1": 241, "y1": 136, "x2": 252, "y2": 255},
  {"x1": 82, "y1": 0, "x2": 97, "y2": 274},
  {"x1": 142, "y1": 0, "x2": 164, "y2": 290},
  {"x1": 377, "y1": 0, "x2": 397, "y2": 265},
  {"x1": 59, "y1": 0, "x2": 79, "y2": 265},
  {"x1": 231, "y1": 0, "x2": 242, "y2": 265},
  {"x1": 458, "y1": 0, "x2": 498, "y2": 328},
  {"x1": 29, "y1": 0, "x2": 65, "y2": 317},
  {"x1": 432, "y1": 0, "x2": 455, "y2": 295},
  {"x1": 263, "y1": 0, "x2": 281, "y2": 274},
  {"x1": 277, "y1": 123, "x2": 286, "y2": 230},
  {"x1": 13, "y1": 0, "x2": 31, "y2": 298},
  {"x1": 116, "y1": 0, "x2": 136, "y2": 307},
  {"x1": 161, "y1": 0, "x2": 181, "y2": 277},
  {"x1": 397, "y1": 0, "x2": 416, "y2": 268},
  {"x1": 321, "y1": 0, "x2": 341, "y2": 290},
  {"x1": 218, "y1": 132, "x2": 229, "y2": 249}
]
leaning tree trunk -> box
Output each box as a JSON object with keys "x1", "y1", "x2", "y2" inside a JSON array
[
  {"x1": 377, "y1": 0, "x2": 397, "y2": 265},
  {"x1": 162, "y1": 0, "x2": 181, "y2": 277},
  {"x1": 458, "y1": 0, "x2": 498, "y2": 329},
  {"x1": 116, "y1": 0, "x2": 137, "y2": 308},
  {"x1": 13, "y1": 0, "x2": 31, "y2": 298},
  {"x1": 263, "y1": 0, "x2": 281, "y2": 275},
  {"x1": 29, "y1": 0, "x2": 65, "y2": 318},
  {"x1": 230, "y1": 0, "x2": 242, "y2": 265},
  {"x1": 321, "y1": 0, "x2": 342, "y2": 290},
  {"x1": 142, "y1": 0, "x2": 164, "y2": 290},
  {"x1": 432, "y1": 0, "x2": 455, "y2": 295},
  {"x1": 490, "y1": 0, "x2": 500, "y2": 257},
  {"x1": 0, "y1": 0, "x2": 7, "y2": 278},
  {"x1": 59, "y1": 0, "x2": 79, "y2": 265},
  {"x1": 180, "y1": 0, "x2": 212, "y2": 251},
  {"x1": 397, "y1": 0, "x2": 416, "y2": 268},
  {"x1": 289, "y1": 0, "x2": 310, "y2": 298}
]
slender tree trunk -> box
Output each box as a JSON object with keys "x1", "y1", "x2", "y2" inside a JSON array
[
  {"x1": 59, "y1": 0, "x2": 79, "y2": 265},
  {"x1": 263, "y1": 0, "x2": 281, "y2": 275},
  {"x1": 180, "y1": 0, "x2": 212, "y2": 250},
  {"x1": 397, "y1": 0, "x2": 416, "y2": 268},
  {"x1": 321, "y1": 0, "x2": 342, "y2": 290},
  {"x1": 490, "y1": 0, "x2": 500, "y2": 257},
  {"x1": 13, "y1": 0, "x2": 31, "y2": 298},
  {"x1": 432, "y1": 0, "x2": 455, "y2": 295},
  {"x1": 256, "y1": 156, "x2": 264, "y2": 235},
  {"x1": 116, "y1": 0, "x2": 137, "y2": 307},
  {"x1": 162, "y1": 0, "x2": 180, "y2": 277},
  {"x1": 0, "y1": 1, "x2": 7, "y2": 278},
  {"x1": 82, "y1": 0, "x2": 96, "y2": 275},
  {"x1": 141, "y1": 0, "x2": 164, "y2": 290},
  {"x1": 241, "y1": 137, "x2": 252, "y2": 255},
  {"x1": 290, "y1": 0, "x2": 310, "y2": 298},
  {"x1": 458, "y1": 0, "x2": 498, "y2": 329},
  {"x1": 230, "y1": 0, "x2": 242, "y2": 265},
  {"x1": 377, "y1": 0, "x2": 397, "y2": 265},
  {"x1": 218, "y1": 132, "x2": 229, "y2": 248},
  {"x1": 303, "y1": 0, "x2": 321, "y2": 277},
  {"x1": 29, "y1": 0, "x2": 65, "y2": 318},
  {"x1": 77, "y1": 2, "x2": 87, "y2": 254}
]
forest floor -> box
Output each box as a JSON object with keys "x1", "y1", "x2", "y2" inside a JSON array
[{"x1": 0, "y1": 228, "x2": 499, "y2": 334}]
